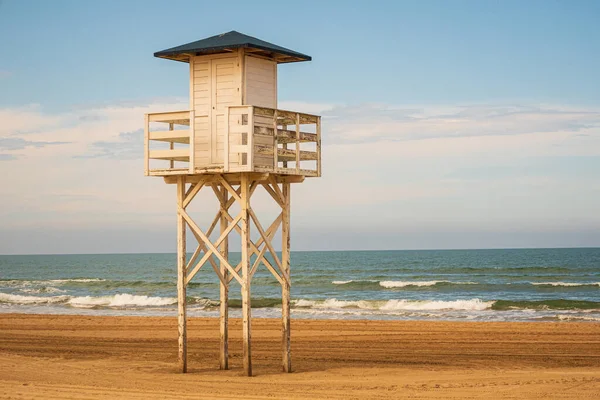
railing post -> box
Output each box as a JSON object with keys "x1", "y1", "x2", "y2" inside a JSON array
[
  {"x1": 273, "y1": 109, "x2": 278, "y2": 172},
  {"x1": 169, "y1": 122, "x2": 175, "y2": 169},
  {"x1": 224, "y1": 107, "x2": 230, "y2": 172},
  {"x1": 295, "y1": 113, "x2": 300, "y2": 174},
  {"x1": 144, "y1": 114, "x2": 149, "y2": 176},
  {"x1": 316, "y1": 116, "x2": 321, "y2": 177},
  {"x1": 247, "y1": 106, "x2": 254, "y2": 172},
  {"x1": 188, "y1": 110, "x2": 195, "y2": 174}
]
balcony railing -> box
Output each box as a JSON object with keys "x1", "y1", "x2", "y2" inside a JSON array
[
  {"x1": 145, "y1": 107, "x2": 320, "y2": 177},
  {"x1": 144, "y1": 110, "x2": 195, "y2": 176}
]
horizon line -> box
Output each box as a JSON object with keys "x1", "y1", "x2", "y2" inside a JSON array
[{"x1": 1, "y1": 245, "x2": 598, "y2": 257}]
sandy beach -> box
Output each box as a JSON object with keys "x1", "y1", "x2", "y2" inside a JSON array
[{"x1": 0, "y1": 314, "x2": 598, "y2": 399}]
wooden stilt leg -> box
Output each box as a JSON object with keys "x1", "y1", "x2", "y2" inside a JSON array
[
  {"x1": 281, "y1": 182, "x2": 291, "y2": 373},
  {"x1": 219, "y1": 186, "x2": 229, "y2": 370},
  {"x1": 240, "y1": 175, "x2": 252, "y2": 376},
  {"x1": 176, "y1": 176, "x2": 187, "y2": 373}
]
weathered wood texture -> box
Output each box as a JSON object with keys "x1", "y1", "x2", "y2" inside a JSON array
[
  {"x1": 168, "y1": 175, "x2": 299, "y2": 376},
  {"x1": 282, "y1": 182, "x2": 291, "y2": 372},
  {"x1": 145, "y1": 49, "x2": 320, "y2": 178},
  {"x1": 240, "y1": 175, "x2": 252, "y2": 376},
  {"x1": 176, "y1": 177, "x2": 187, "y2": 373},
  {"x1": 219, "y1": 186, "x2": 229, "y2": 370}
]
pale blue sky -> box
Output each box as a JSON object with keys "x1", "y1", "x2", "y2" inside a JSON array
[
  {"x1": 1, "y1": 0, "x2": 599, "y2": 253},
  {"x1": 2, "y1": 0, "x2": 599, "y2": 108}
]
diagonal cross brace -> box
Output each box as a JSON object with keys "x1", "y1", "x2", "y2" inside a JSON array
[{"x1": 179, "y1": 206, "x2": 244, "y2": 286}]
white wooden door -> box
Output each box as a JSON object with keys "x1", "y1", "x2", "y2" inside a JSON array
[{"x1": 210, "y1": 57, "x2": 238, "y2": 165}]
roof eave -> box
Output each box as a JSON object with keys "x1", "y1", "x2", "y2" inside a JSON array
[{"x1": 154, "y1": 44, "x2": 311, "y2": 64}]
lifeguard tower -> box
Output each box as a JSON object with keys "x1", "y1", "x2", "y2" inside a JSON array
[{"x1": 144, "y1": 31, "x2": 321, "y2": 376}]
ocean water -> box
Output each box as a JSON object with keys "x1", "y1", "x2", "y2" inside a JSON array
[{"x1": 1, "y1": 248, "x2": 599, "y2": 322}]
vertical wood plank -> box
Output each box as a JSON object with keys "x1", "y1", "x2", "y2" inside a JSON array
[
  {"x1": 295, "y1": 113, "x2": 300, "y2": 174},
  {"x1": 281, "y1": 182, "x2": 291, "y2": 372},
  {"x1": 316, "y1": 116, "x2": 321, "y2": 177},
  {"x1": 273, "y1": 110, "x2": 279, "y2": 172},
  {"x1": 247, "y1": 106, "x2": 254, "y2": 171},
  {"x1": 219, "y1": 185, "x2": 229, "y2": 370},
  {"x1": 189, "y1": 110, "x2": 195, "y2": 173},
  {"x1": 169, "y1": 122, "x2": 174, "y2": 169},
  {"x1": 240, "y1": 174, "x2": 252, "y2": 376},
  {"x1": 240, "y1": 48, "x2": 246, "y2": 104},
  {"x1": 144, "y1": 114, "x2": 149, "y2": 176},
  {"x1": 210, "y1": 59, "x2": 217, "y2": 165},
  {"x1": 282, "y1": 123, "x2": 288, "y2": 169},
  {"x1": 224, "y1": 107, "x2": 230, "y2": 172},
  {"x1": 176, "y1": 176, "x2": 187, "y2": 373}
]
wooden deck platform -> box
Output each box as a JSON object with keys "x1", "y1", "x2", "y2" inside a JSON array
[{"x1": 144, "y1": 106, "x2": 321, "y2": 177}]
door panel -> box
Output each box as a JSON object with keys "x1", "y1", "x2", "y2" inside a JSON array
[{"x1": 210, "y1": 57, "x2": 238, "y2": 164}]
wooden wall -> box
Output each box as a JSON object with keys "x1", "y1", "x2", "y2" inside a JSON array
[
  {"x1": 244, "y1": 56, "x2": 277, "y2": 108},
  {"x1": 189, "y1": 51, "x2": 278, "y2": 170},
  {"x1": 191, "y1": 54, "x2": 242, "y2": 168}
]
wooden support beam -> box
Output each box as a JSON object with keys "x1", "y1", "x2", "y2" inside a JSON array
[
  {"x1": 261, "y1": 183, "x2": 284, "y2": 207},
  {"x1": 218, "y1": 175, "x2": 242, "y2": 203},
  {"x1": 240, "y1": 174, "x2": 252, "y2": 377},
  {"x1": 219, "y1": 186, "x2": 229, "y2": 370},
  {"x1": 163, "y1": 172, "x2": 272, "y2": 185},
  {"x1": 226, "y1": 212, "x2": 284, "y2": 285},
  {"x1": 249, "y1": 213, "x2": 283, "y2": 283},
  {"x1": 181, "y1": 209, "x2": 243, "y2": 286},
  {"x1": 275, "y1": 129, "x2": 318, "y2": 143},
  {"x1": 281, "y1": 182, "x2": 291, "y2": 373},
  {"x1": 185, "y1": 210, "x2": 224, "y2": 284},
  {"x1": 268, "y1": 176, "x2": 286, "y2": 206},
  {"x1": 183, "y1": 180, "x2": 205, "y2": 208},
  {"x1": 249, "y1": 208, "x2": 283, "y2": 276},
  {"x1": 176, "y1": 176, "x2": 187, "y2": 373},
  {"x1": 185, "y1": 213, "x2": 241, "y2": 285}
]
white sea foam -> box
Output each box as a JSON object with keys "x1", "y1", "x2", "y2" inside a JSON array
[
  {"x1": 0, "y1": 278, "x2": 105, "y2": 288},
  {"x1": 379, "y1": 280, "x2": 476, "y2": 288},
  {"x1": 0, "y1": 293, "x2": 69, "y2": 304},
  {"x1": 294, "y1": 298, "x2": 493, "y2": 311},
  {"x1": 331, "y1": 280, "x2": 378, "y2": 285},
  {"x1": 531, "y1": 282, "x2": 600, "y2": 287},
  {"x1": 0, "y1": 292, "x2": 176, "y2": 308},
  {"x1": 379, "y1": 298, "x2": 494, "y2": 311},
  {"x1": 294, "y1": 298, "x2": 377, "y2": 309},
  {"x1": 20, "y1": 287, "x2": 66, "y2": 294},
  {"x1": 68, "y1": 294, "x2": 176, "y2": 308},
  {"x1": 557, "y1": 314, "x2": 600, "y2": 322}
]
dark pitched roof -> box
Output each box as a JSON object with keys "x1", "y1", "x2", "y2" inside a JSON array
[{"x1": 154, "y1": 31, "x2": 311, "y2": 64}]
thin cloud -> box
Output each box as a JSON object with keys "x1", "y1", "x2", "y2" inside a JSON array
[
  {"x1": 0, "y1": 154, "x2": 18, "y2": 161},
  {"x1": 323, "y1": 104, "x2": 600, "y2": 144},
  {"x1": 0, "y1": 137, "x2": 69, "y2": 151},
  {"x1": 84, "y1": 129, "x2": 143, "y2": 160}
]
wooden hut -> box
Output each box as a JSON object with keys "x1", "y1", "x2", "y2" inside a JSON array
[{"x1": 144, "y1": 31, "x2": 321, "y2": 376}]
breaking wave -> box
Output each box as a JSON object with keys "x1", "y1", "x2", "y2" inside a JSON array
[
  {"x1": 531, "y1": 282, "x2": 600, "y2": 287},
  {"x1": 294, "y1": 298, "x2": 493, "y2": 311}
]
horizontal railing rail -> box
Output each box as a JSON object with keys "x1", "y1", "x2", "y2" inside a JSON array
[{"x1": 145, "y1": 110, "x2": 195, "y2": 175}]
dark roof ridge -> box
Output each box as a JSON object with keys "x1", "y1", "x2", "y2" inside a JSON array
[{"x1": 154, "y1": 31, "x2": 311, "y2": 63}]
